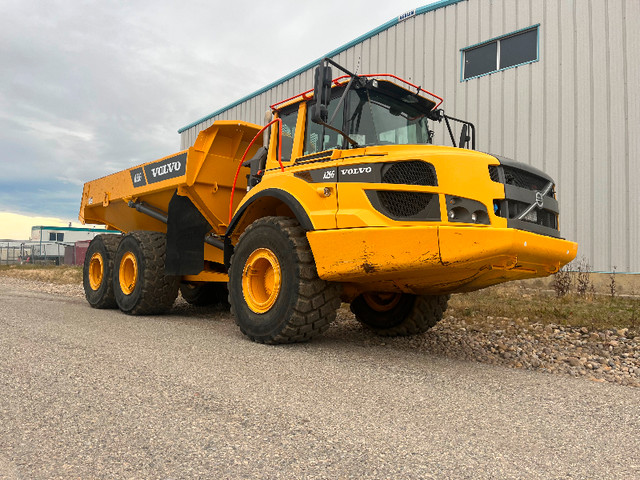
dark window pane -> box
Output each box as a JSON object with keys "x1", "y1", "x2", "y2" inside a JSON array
[
  {"x1": 464, "y1": 42, "x2": 497, "y2": 79},
  {"x1": 304, "y1": 105, "x2": 324, "y2": 155},
  {"x1": 278, "y1": 108, "x2": 298, "y2": 161},
  {"x1": 57, "y1": 233, "x2": 64, "y2": 242},
  {"x1": 500, "y1": 29, "x2": 538, "y2": 69},
  {"x1": 49, "y1": 233, "x2": 56, "y2": 241},
  {"x1": 304, "y1": 91, "x2": 346, "y2": 154}
]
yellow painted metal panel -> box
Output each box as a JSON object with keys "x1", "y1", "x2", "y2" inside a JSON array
[
  {"x1": 80, "y1": 121, "x2": 263, "y2": 236},
  {"x1": 308, "y1": 225, "x2": 577, "y2": 295}
]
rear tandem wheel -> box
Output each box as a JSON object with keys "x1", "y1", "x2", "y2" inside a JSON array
[
  {"x1": 112, "y1": 231, "x2": 179, "y2": 315},
  {"x1": 83, "y1": 234, "x2": 122, "y2": 309}
]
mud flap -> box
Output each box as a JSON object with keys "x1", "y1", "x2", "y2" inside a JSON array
[{"x1": 165, "y1": 192, "x2": 212, "y2": 275}]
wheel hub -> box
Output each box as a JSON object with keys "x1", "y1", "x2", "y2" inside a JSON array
[
  {"x1": 119, "y1": 252, "x2": 138, "y2": 295},
  {"x1": 88, "y1": 253, "x2": 104, "y2": 291},
  {"x1": 242, "y1": 248, "x2": 282, "y2": 314},
  {"x1": 363, "y1": 292, "x2": 402, "y2": 312}
]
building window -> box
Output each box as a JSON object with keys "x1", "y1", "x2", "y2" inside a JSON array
[
  {"x1": 462, "y1": 26, "x2": 539, "y2": 80},
  {"x1": 49, "y1": 232, "x2": 64, "y2": 241}
]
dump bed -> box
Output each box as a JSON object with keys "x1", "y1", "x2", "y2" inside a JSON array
[{"x1": 79, "y1": 121, "x2": 262, "y2": 236}]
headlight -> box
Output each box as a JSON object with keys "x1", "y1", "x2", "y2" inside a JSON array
[{"x1": 446, "y1": 195, "x2": 491, "y2": 225}]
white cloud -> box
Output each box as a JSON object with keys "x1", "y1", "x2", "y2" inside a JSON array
[{"x1": 0, "y1": 212, "x2": 84, "y2": 240}]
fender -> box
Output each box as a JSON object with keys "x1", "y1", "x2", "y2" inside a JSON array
[{"x1": 224, "y1": 188, "x2": 314, "y2": 266}]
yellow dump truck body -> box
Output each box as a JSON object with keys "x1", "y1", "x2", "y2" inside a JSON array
[
  {"x1": 80, "y1": 120, "x2": 263, "y2": 269},
  {"x1": 80, "y1": 131, "x2": 577, "y2": 295},
  {"x1": 78, "y1": 62, "x2": 577, "y2": 344}
]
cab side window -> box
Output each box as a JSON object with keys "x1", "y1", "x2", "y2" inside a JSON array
[
  {"x1": 278, "y1": 107, "x2": 298, "y2": 162},
  {"x1": 304, "y1": 93, "x2": 345, "y2": 155}
]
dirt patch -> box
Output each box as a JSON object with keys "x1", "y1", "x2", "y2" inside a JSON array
[{"x1": 0, "y1": 265, "x2": 82, "y2": 284}]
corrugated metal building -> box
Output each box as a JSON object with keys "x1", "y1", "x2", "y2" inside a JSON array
[{"x1": 178, "y1": 0, "x2": 639, "y2": 273}]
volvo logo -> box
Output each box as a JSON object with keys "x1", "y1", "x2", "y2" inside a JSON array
[{"x1": 535, "y1": 191, "x2": 544, "y2": 209}]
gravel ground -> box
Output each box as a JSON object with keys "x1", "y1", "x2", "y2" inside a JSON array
[
  {"x1": 2, "y1": 277, "x2": 639, "y2": 479},
  {"x1": 4, "y1": 276, "x2": 638, "y2": 388}
]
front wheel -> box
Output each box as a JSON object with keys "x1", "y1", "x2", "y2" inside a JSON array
[
  {"x1": 228, "y1": 216, "x2": 340, "y2": 344},
  {"x1": 350, "y1": 292, "x2": 449, "y2": 336}
]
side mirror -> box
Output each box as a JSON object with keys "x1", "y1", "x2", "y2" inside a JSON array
[
  {"x1": 428, "y1": 108, "x2": 444, "y2": 122},
  {"x1": 311, "y1": 62, "x2": 332, "y2": 124}
]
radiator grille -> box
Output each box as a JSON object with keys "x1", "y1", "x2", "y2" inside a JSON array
[
  {"x1": 488, "y1": 165, "x2": 500, "y2": 182},
  {"x1": 377, "y1": 191, "x2": 434, "y2": 218},
  {"x1": 382, "y1": 161, "x2": 437, "y2": 186},
  {"x1": 502, "y1": 166, "x2": 554, "y2": 197}
]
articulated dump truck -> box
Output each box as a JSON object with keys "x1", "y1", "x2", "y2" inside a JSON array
[{"x1": 79, "y1": 58, "x2": 577, "y2": 344}]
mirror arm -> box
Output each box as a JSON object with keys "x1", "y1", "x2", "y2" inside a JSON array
[
  {"x1": 322, "y1": 57, "x2": 358, "y2": 78},
  {"x1": 435, "y1": 109, "x2": 477, "y2": 150},
  {"x1": 443, "y1": 115, "x2": 457, "y2": 148}
]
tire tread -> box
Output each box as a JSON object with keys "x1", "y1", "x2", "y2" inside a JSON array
[
  {"x1": 83, "y1": 234, "x2": 121, "y2": 309},
  {"x1": 352, "y1": 294, "x2": 450, "y2": 337},
  {"x1": 117, "y1": 231, "x2": 179, "y2": 315},
  {"x1": 229, "y1": 216, "x2": 340, "y2": 344}
]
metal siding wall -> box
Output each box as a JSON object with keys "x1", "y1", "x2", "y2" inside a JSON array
[
  {"x1": 178, "y1": 0, "x2": 639, "y2": 272},
  {"x1": 626, "y1": 0, "x2": 640, "y2": 272},
  {"x1": 607, "y1": 0, "x2": 626, "y2": 271},
  {"x1": 591, "y1": 0, "x2": 610, "y2": 269},
  {"x1": 575, "y1": 3, "x2": 593, "y2": 267},
  {"x1": 558, "y1": 0, "x2": 577, "y2": 262}
]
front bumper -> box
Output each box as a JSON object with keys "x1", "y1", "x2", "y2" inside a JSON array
[{"x1": 307, "y1": 226, "x2": 578, "y2": 295}]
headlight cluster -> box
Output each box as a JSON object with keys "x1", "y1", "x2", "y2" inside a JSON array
[{"x1": 445, "y1": 195, "x2": 490, "y2": 225}]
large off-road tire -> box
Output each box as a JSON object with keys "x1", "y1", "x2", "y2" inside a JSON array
[
  {"x1": 112, "y1": 231, "x2": 179, "y2": 315},
  {"x1": 83, "y1": 234, "x2": 121, "y2": 309},
  {"x1": 228, "y1": 216, "x2": 340, "y2": 344},
  {"x1": 350, "y1": 292, "x2": 450, "y2": 336},
  {"x1": 180, "y1": 282, "x2": 229, "y2": 308}
]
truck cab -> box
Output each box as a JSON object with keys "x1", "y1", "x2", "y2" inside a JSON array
[{"x1": 233, "y1": 61, "x2": 576, "y2": 297}]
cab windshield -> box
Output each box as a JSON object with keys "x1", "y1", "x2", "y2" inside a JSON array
[{"x1": 304, "y1": 80, "x2": 435, "y2": 154}]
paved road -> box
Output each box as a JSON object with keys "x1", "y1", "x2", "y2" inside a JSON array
[{"x1": 0, "y1": 284, "x2": 638, "y2": 479}]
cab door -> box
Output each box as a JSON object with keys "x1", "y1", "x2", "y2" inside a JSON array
[{"x1": 271, "y1": 100, "x2": 339, "y2": 230}]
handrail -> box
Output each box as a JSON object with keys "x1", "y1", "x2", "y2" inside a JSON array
[
  {"x1": 228, "y1": 118, "x2": 283, "y2": 224},
  {"x1": 332, "y1": 74, "x2": 444, "y2": 109},
  {"x1": 269, "y1": 73, "x2": 444, "y2": 111},
  {"x1": 270, "y1": 89, "x2": 314, "y2": 111}
]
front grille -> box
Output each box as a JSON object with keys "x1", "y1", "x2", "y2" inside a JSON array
[
  {"x1": 502, "y1": 166, "x2": 554, "y2": 197},
  {"x1": 489, "y1": 158, "x2": 560, "y2": 237},
  {"x1": 382, "y1": 161, "x2": 437, "y2": 186},
  {"x1": 488, "y1": 165, "x2": 500, "y2": 182},
  {"x1": 497, "y1": 200, "x2": 558, "y2": 230}
]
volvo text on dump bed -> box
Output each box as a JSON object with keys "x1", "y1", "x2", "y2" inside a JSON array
[{"x1": 79, "y1": 58, "x2": 578, "y2": 343}]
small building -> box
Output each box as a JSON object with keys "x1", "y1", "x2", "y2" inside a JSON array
[
  {"x1": 29, "y1": 225, "x2": 117, "y2": 244},
  {"x1": 28, "y1": 226, "x2": 119, "y2": 264}
]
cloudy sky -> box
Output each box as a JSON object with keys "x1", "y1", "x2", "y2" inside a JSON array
[{"x1": 0, "y1": 0, "x2": 435, "y2": 239}]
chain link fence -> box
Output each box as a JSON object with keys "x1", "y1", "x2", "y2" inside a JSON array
[{"x1": 0, "y1": 242, "x2": 66, "y2": 265}]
